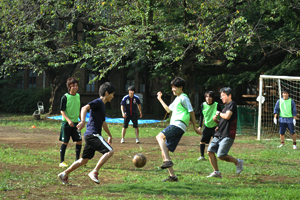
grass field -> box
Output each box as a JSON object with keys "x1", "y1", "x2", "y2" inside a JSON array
[{"x1": 1, "y1": 113, "x2": 300, "y2": 200}]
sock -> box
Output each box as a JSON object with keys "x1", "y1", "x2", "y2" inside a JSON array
[
  {"x1": 293, "y1": 142, "x2": 296, "y2": 145},
  {"x1": 281, "y1": 142, "x2": 284, "y2": 144},
  {"x1": 75, "y1": 144, "x2": 82, "y2": 161},
  {"x1": 200, "y1": 144, "x2": 206, "y2": 157},
  {"x1": 60, "y1": 144, "x2": 67, "y2": 163}
]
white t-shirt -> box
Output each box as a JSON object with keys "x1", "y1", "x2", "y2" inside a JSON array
[{"x1": 169, "y1": 95, "x2": 193, "y2": 132}]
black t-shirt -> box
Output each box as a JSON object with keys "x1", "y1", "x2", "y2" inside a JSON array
[
  {"x1": 84, "y1": 98, "x2": 106, "y2": 136},
  {"x1": 214, "y1": 101, "x2": 237, "y2": 139}
]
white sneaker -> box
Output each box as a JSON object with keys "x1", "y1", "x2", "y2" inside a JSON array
[
  {"x1": 120, "y1": 138, "x2": 125, "y2": 143},
  {"x1": 236, "y1": 159, "x2": 244, "y2": 174},
  {"x1": 278, "y1": 144, "x2": 284, "y2": 148},
  {"x1": 88, "y1": 171, "x2": 100, "y2": 184},
  {"x1": 59, "y1": 162, "x2": 68, "y2": 168},
  {"x1": 293, "y1": 145, "x2": 297, "y2": 149},
  {"x1": 58, "y1": 172, "x2": 69, "y2": 184},
  {"x1": 136, "y1": 138, "x2": 140, "y2": 144},
  {"x1": 207, "y1": 171, "x2": 222, "y2": 178},
  {"x1": 197, "y1": 156, "x2": 206, "y2": 161}
]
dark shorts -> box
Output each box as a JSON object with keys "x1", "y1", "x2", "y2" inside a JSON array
[
  {"x1": 124, "y1": 114, "x2": 138, "y2": 128},
  {"x1": 201, "y1": 125, "x2": 216, "y2": 144},
  {"x1": 207, "y1": 137, "x2": 234, "y2": 158},
  {"x1": 161, "y1": 125, "x2": 184, "y2": 152},
  {"x1": 82, "y1": 134, "x2": 113, "y2": 159},
  {"x1": 59, "y1": 121, "x2": 82, "y2": 143},
  {"x1": 279, "y1": 123, "x2": 295, "y2": 135}
]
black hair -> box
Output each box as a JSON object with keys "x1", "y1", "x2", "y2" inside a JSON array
[
  {"x1": 220, "y1": 87, "x2": 233, "y2": 97},
  {"x1": 99, "y1": 82, "x2": 115, "y2": 97},
  {"x1": 66, "y1": 77, "x2": 79, "y2": 91},
  {"x1": 204, "y1": 91, "x2": 215, "y2": 100},
  {"x1": 170, "y1": 77, "x2": 185, "y2": 90},
  {"x1": 128, "y1": 85, "x2": 135, "y2": 92},
  {"x1": 282, "y1": 89, "x2": 289, "y2": 94}
]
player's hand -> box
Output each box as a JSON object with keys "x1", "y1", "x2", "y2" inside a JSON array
[
  {"x1": 293, "y1": 119, "x2": 296, "y2": 126},
  {"x1": 107, "y1": 137, "x2": 112, "y2": 145},
  {"x1": 215, "y1": 111, "x2": 220, "y2": 116},
  {"x1": 157, "y1": 91, "x2": 162, "y2": 100},
  {"x1": 195, "y1": 127, "x2": 202, "y2": 135},
  {"x1": 122, "y1": 114, "x2": 126, "y2": 118},
  {"x1": 68, "y1": 120, "x2": 74, "y2": 127},
  {"x1": 76, "y1": 121, "x2": 85, "y2": 130},
  {"x1": 215, "y1": 127, "x2": 218, "y2": 132},
  {"x1": 140, "y1": 113, "x2": 142, "y2": 118},
  {"x1": 274, "y1": 118, "x2": 277, "y2": 125}
]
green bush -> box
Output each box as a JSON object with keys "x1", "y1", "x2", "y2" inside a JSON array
[{"x1": 0, "y1": 87, "x2": 52, "y2": 114}]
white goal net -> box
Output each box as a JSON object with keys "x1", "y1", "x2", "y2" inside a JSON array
[{"x1": 257, "y1": 75, "x2": 300, "y2": 140}]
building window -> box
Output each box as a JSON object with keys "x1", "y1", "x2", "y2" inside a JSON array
[
  {"x1": 86, "y1": 70, "x2": 96, "y2": 92},
  {"x1": 246, "y1": 83, "x2": 257, "y2": 95},
  {"x1": 51, "y1": 19, "x2": 60, "y2": 31},
  {"x1": 28, "y1": 70, "x2": 36, "y2": 88},
  {"x1": 17, "y1": 70, "x2": 25, "y2": 89}
]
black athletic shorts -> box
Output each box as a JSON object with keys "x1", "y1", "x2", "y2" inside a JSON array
[
  {"x1": 200, "y1": 125, "x2": 216, "y2": 144},
  {"x1": 123, "y1": 114, "x2": 138, "y2": 128},
  {"x1": 162, "y1": 125, "x2": 184, "y2": 152},
  {"x1": 82, "y1": 134, "x2": 113, "y2": 159},
  {"x1": 59, "y1": 121, "x2": 82, "y2": 143}
]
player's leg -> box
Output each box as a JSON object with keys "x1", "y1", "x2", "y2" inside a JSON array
[
  {"x1": 121, "y1": 115, "x2": 130, "y2": 143},
  {"x1": 89, "y1": 134, "x2": 114, "y2": 184},
  {"x1": 207, "y1": 137, "x2": 222, "y2": 178},
  {"x1": 278, "y1": 122, "x2": 287, "y2": 147},
  {"x1": 70, "y1": 123, "x2": 82, "y2": 161},
  {"x1": 198, "y1": 126, "x2": 214, "y2": 161},
  {"x1": 59, "y1": 122, "x2": 71, "y2": 167},
  {"x1": 156, "y1": 132, "x2": 170, "y2": 161},
  {"x1": 132, "y1": 114, "x2": 140, "y2": 143},
  {"x1": 217, "y1": 137, "x2": 244, "y2": 174},
  {"x1": 287, "y1": 123, "x2": 297, "y2": 149}
]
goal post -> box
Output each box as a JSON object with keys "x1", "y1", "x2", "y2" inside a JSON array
[{"x1": 257, "y1": 75, "x2": 300, "y2": 140}]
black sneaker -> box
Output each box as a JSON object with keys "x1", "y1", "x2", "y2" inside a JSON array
[
  {"x1": 162, "y1": 176, "x2": 178, "y2": 182},
  {"x1": 160, "y1": 161, "x2": 174, "y2": 169}
]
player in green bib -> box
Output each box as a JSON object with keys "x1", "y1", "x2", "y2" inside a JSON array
[
  {"x1": 156, "y1": 77, "x2": 201, "y2": 182},
  {"x1": 273, "y1": 89, "x2": 297, "y2": 149},
  {"x1": 59, "y1": 77, "x2": 82, "y2": 168},
  {"x1": 198, "y1": 91, "x2": 222, "y2": 161}
]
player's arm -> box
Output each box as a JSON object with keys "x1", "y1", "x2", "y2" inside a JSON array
[
  {"x1": 213, "y1": 114, "x2": 219, "y2": 124},
  {"x1": 190, "y1": 111, "x2": 202, "y2": 135},
  {"x1": 60, "y1": 110, "x2": 74, "y2": 127},
  {"x1": 77, "y1": 104, "x2": 90, "y2": 130},
  {"x1": 138, "y1": 104, "x2": 142, "y2": 118},
  {"x1": 121, "y1": 105, "x2": 126, "y2": 118},
  {"x1": 102, "y1": 121, "x2": 112, "y2": 144},
  {"x1": 198, "y1": 104, "x2": 203, "y2": 131},
  {"x1": 216, "y1": 110, "x2": 233, "y2": 120},
  {"x1": 157, "y1": 91, "x2": 171, "y2": 113}
]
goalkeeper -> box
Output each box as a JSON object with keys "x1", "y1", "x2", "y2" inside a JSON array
[{"x1": 273, "y1": 89, "x2": 297, "y2": 149}]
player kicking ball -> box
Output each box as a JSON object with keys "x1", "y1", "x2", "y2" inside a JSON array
[
  {"x1": 58, "y1": 82, "x2": 115, "y2": 184},
  {"x1": 206, "y1": 87, "x2": 244, "y2": 178},
  {"x1": 156, "y1": 77, "x2": 201, "y2": 182}
]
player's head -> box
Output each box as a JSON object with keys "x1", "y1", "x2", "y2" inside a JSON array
[
  {"x1": 66, "y1": 77, "x2": 79, "y2": 92},
  {"x1": 128, "y1": 86, "x2": 135, "y2": 97},
  {"x1": 220, "y1": 87, "x2": 233, "y2": 104},
  {"x1": 99, "y1": 82, "x2": 115, "y2": 101},
  {"x1": 204, "y1": 91, "x2": 215, "y2": 104},
  {"x1": 282, "y1": 89, "x2": 289, "y2": 99},
  {"x1": 171, "y1": 77, "x2": 185, "y2": 90}
]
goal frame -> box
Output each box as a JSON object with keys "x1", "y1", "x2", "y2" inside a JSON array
[{"x1": 257, "y1": 75, "x2": 300, "y2": 140}]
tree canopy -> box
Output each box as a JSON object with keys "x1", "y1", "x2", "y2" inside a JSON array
[{"x1": 1, "y1": 0, "x2": 300, "y2": 113}]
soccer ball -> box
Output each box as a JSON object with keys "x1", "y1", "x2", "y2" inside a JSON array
[{"x1": 132, "y1": 154, "x2": 147, "y2": 168}]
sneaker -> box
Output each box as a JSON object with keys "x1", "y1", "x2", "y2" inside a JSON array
[
  {"x1": 278, "y1": 144, "x2": 284, "y2": 148},
  {"x1": 58, "y1": 172, "x2": 69, "y2": 184},
  {"x1": 136, "y1": 138, "x2": 140, "y2": 144},
  {"x1": 236, "y1": 159, "x2": 244, "y2": 174},
  {"x1": 88, "y1": 171, "x2": 100, "y2": 184},
  {"x1": 120, "y1": 138, "x2": 125, "y2": 143},
  {"x1": 162, "y1": 176, "x2": 178, "y2": 182},
  {"x1": 207, "y1": 171, "x2": 222, "y2": 178},
  {"x1": 197, "y1": 156, "x2": 206, "y2": 161},
  {"x1": 160, "y1": 161, "x2": 174, "y2": 169},
  {"x1": 59, "y1": 162, "x2": 68, "y2": 168},
  {"x1": 293, "y1": 145, "x2": 297, "y2": 150}
]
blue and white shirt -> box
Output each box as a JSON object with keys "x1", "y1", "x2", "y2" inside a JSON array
[{"x1": 120, "y1": 94, "x2": 141, "y2": 116}]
